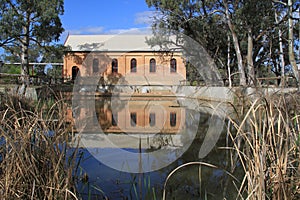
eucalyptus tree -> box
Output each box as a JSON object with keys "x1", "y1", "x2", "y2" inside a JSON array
[
  {"x1": 146, "y1": 0, "x2": 227, "y2": 86},
  {"x1": 223, "y1": 0, "x2": 299, "y2": 86},
  {"x1": 271, "y1": 0, "x2": 300, "y2": 88},
  {"x1": 0, "y1": 0, "x2": 64, "y2": 93},
  {"x1": 287, "y1": 0, "x2": 300, "y2": 88},
  {"x1": 146, "y1": 0, "x2": 251, "y2": 85},
  {"x1": 146, "y1": 0, "x2": 285, "y2": 86},
  {"x1": 222, "y1": 0, "x2": 247, "y2": 86},
  {"x1": 273, "y1": 1, "x2": 286, "y2": 85}
]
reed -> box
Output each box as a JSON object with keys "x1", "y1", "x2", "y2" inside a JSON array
[
  {"x1": 0, "y1": 93, "x2": 79, "y2": 199},
  {"x1": 161, "y1": 91, "x2": 300, "y2": 199},
  {"x1": 228, "y1": 92, "x2": 300, "y2": 199}
]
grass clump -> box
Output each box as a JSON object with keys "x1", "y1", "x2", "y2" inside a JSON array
[
  {"x1": 161, "y1": 91, "x2": 300, "y2": 200},
  {"x1": 0, "y1": 93, "x2": 79, "y2": 199},
  {"x1": 228, "y1": 92, "x2": 300, "y2": 200}
]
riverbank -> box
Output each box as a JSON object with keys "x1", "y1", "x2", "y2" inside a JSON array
[{"x1": 1, "y1": 84, "x2": 298, "y2": 103}]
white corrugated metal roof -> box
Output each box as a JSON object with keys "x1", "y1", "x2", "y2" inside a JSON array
[{"x1": 64, "y1": 34, "x2": 180, "y2": 52}]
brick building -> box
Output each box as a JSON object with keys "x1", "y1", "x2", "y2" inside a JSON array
[{"x1": 63, "y1": 34, "x2": 186, "y2": 86}]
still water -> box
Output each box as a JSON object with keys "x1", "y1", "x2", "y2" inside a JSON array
[{"x1": 69, "y1": 96, "x2": 242, "y2": 199}]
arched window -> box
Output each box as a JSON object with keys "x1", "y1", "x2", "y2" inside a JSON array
[
  {"x1": 93, "y1": 58, "x2": 99, "y2": 73},
  {"x1": 170, "y1": 58, "x2": 177, "y2": 72},
  {"x1": 130, "y1": 58, "x2": 137, "y2": 73},
  {"x1": 112, "y1": 59, "x2": 118, "y2": 73},
  {"x1": 149, "y1": 113, "x2": 156, "y2": 127},
  {"x1": 71, "y1": 66, "x2": 79, "y2": 80},
  {"x1": 170, "y1": 112, "x2": 177, "y2": 127},
  {"x1": 130, "y1": 112, "x2": 137, "y2": 127},
  {"x1": 150, "y1": 58, "x2": 156, "y2": 72}
]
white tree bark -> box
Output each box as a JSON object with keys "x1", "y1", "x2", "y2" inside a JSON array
[
  {"x1": 288, "y1": 0, "x2": 299, "y2": 89},
  {"x1": 273, "y1": 7, "x2": 286, "y2": 86},
  {"x1": 247, "y1": 28, "x2": 255, "y2": 85},
  {"x1": 223, "y1": 0, "x2": 247, "y2": 86},
  {"x1": 19, "y1": 13, "x2": 31, "y2": 95},
  {"x1": 227, "y1": 35, "x2": 232, "y2": 87}
]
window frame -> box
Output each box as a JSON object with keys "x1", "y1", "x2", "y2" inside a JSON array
[
  {"x1": 149, "y1": 58, "x2": 156, "y2": 73},
  {"x1": 112, "y1": 58, "x2": 118, "y2": 73},
  {"x1": 170, "y1": 112, "x2": 177, "y2": 127},
  {"x1": 130, "y1": 112, "x2": 137, "y2": 127},
  {"x1": 130, "y1": 58, "x2": 137, "y2": 73},
  {"x1": 149, "y1": 113, "x2": 156, "y2": 127},
  {"x1": 93, "y1": 58, "x2": 99, "y2": 73},
  {"x1": 170, "y1": 58, "x2": 177, "y2": 73}
]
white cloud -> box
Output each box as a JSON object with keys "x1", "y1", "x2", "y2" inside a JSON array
[
  {"x1": 65, "y1": 26, "x2": 153, "y2": 36},
  {"x1": 106, "y1": 27, "x2": 152, "y2": 35},
  {"x1": 134, "y1": 11, "x2": 157, "y2": 25},
  {"x1": 67, "y1": 26, "x2": 105, "y2": 35},
  {"x1": 84, "y1": 26, "x2": 105, "y2": 34}
]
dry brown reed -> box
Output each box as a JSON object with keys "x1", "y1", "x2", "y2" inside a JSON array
[
  {"x1": 0, "y1": 93, "x2": 79, "y2": 199},
  {"x1": 228, "y1": 92, "x2": 300, "y2": 200}
]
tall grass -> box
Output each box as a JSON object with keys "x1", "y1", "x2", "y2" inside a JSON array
[
  {"x1": 161, "y1": 91, "x2": 300, "y2": 199},
  {"x1": 0, "y1": 93, "x2": 79, "y2": 199},
  {"x1": 229, "y1": 92, "x2": 300, "y2": 199}
]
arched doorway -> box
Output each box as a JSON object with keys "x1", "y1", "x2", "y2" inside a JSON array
[{"x1": 72, "y1": 66, "x2": 79, "y2": 80}]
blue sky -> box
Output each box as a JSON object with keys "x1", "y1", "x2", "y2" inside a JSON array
[
  {"x1": 60, "y1": 0, "x2": 155, "y2": 42},
  {"x1": 0, "y1": 1, "x2": 155, "y2": 57}
]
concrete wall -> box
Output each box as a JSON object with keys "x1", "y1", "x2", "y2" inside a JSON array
[
  {"x1": 1, "y1": 84, "x2": 297, "y2": 103},
  {"x1": 173, "y1": 86, "x2": 233, "y2": 102}
]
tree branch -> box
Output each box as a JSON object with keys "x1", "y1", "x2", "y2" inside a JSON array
[
  {"x1": 7, "y1": 0, "x2": 20, "y2": 15},
  {"x1": 272, "y1": 0, "x2": 287, "y2": 6}
]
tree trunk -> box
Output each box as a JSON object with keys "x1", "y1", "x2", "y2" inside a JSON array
[
  {"x1": 273, "y1": 5, "x2": 286, "y2": 87},
  {"x1": 247, "y1": 28, "x2": 255, "y2": 86},
  {"x1": 279, "y1": 25, "x2": 285, "y2": 86},
  {"x1": 288, "y1": 0, "x2": 299, "y2": 89},
  {"x1": 227, "y1": 35, "x2": 232, "y2": 87},
  {"x1": 224, "y1": 0, "x2": 247, "y2": 86},
  {"x1": 19, "y1": 14, "x2": 30, "y2": 95}
]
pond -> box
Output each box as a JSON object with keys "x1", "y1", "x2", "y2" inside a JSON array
[{"x1": 68, "y1": 95, "x2": 243, "y2": 199}]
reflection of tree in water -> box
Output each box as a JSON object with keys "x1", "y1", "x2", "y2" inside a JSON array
[
  {"x1": 149, "y1": 134, "x2": 175, "y2": 150},
  {"x1": 73, "y1": 97, "x2": 244, "y2": 199},
  {"x1": 163, "y1": 112, "x2": 244, "y2": 200},
  {"x1": 94, "y1": 99, "x2": 110, "y2": 131},
  {"x1": 95, "y1": 97, "x2": 127, "y2": 130},
  {"x1": 144, "y1": 108, "x2": 200, "y2": 151}
]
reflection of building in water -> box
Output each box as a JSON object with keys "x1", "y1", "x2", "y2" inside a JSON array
[
  {"x1": 100, "y1": 100, "x2": 185, "y2": 134},
  {"x1": 63, "y1": 35, "x2": 186, "y2": 86},
  {"x1": 69, "y1": 99, "x2": 185, "y2": 134}
]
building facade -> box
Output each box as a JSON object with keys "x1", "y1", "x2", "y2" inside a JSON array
[{"x1": 63, "y1": 34, "x2": 186, "y2": 86}]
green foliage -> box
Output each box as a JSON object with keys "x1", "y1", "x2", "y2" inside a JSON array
[
  {"x1": 0, "y1": 64, "x2": 21, "y2": 74},
  {"x1": 146, "y1": 0, "x2": 299, "y2": 86},
  {"x1": 47, "y1": 65, "x2": 63, "y2": 78},
  {"x1": 0, "y1": 0, "x2": 65, "y2": 79},
  {"x1": 0, "y1": 0, "x2": 64, "y2": 45}
]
